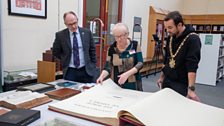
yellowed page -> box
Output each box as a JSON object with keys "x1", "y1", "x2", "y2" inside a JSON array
[
  {"x1": 48, "y1": 79, "x2": 151, "y2": 125},
  {"x1": 119, "y1": 88, "x2": 224, "y2": 126}
]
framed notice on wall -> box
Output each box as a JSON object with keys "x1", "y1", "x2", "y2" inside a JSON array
[{"x1": 8, "y1": 0, "x2": 47, "y2": 19}]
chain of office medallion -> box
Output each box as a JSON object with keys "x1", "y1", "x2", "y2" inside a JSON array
[{"x1": 169, "y1": 32, "x2": 198, "y2": 58}]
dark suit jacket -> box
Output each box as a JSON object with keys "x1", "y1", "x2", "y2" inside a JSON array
[{"x1": 52, "y1": 27, "x2": 97, "y2": 77}]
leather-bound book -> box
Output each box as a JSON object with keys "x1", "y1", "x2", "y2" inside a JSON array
[
  {"x1": 0, "y1": 109, "x2": 9, "y2": 116},
  {"x1": 43, "y1": 52, "x2": 53, "y2": 62},
  {"x1": 119, "y1": 116, "x2": 144, "y2": 126},
  {"x1": 45, "y1": 88, "x2": 81, "y2": 100},
  {"x1": 17, "y1": 83, "x2": 55, "y2": 93},
  {"x1": 0, "y1": 108, "x2": 40, "y2": 126},
  {"x1": 49, "y1": 79, "x2": 224, "y2": 126}
]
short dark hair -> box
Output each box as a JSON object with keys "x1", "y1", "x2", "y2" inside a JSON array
[
  {"x1": 164, "y1": 11, "x2": 184, "y2": 26},
  {"x1": 63, "y1": 11, "x2": 78, "y2": 20}
]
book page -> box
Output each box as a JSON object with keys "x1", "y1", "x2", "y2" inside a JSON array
[
  {"x1": 49, "y1": 79, "x2": 151, "y2": 125},
  {"x1": 3, "y1": 91, "x2": 47, "y2": 105},
  {"x1": 118, "y1": 88, "x2": 224, "y2": 126}
]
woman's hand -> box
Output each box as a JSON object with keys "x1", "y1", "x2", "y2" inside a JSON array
[
  {"x1": 118, "y1": 73, "x2": 129, "y2": 85},
  {"x1": 96, "y1": 76, "x2": 104, "y2": 84},
  {"x1": 96, "y1": 70, "x2": 109, "y2": 84}
]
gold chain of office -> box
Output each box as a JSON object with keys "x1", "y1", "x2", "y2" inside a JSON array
[{"x1": 169, "y1": 32, "x2": 198, "y2": 69}]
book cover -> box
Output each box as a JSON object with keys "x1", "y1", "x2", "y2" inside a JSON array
[
  {"x1": 0, "y1": 109, "x2": 9, "y2": 116},
  {"x1": 17, "y1": 83, "x2": 55, "y2": 93},
  {"x1": 56, "y1": 82, "x2": 77, "y2": 87},
  {"x1": 0, "y1": 91, "x2": 52, "y2": 109},
  {"x1": 45, "y1": 88, "x2": 81, "y2": 100},
  {"x1": 0, "y1": 108, "x2": 40, "y2": 126},
  {"x1": 119, "y1": 116, "x2": 144, "y2": 126},
  {"x1": 49, "y1": 79, "x2": 224, "y2": 126}
]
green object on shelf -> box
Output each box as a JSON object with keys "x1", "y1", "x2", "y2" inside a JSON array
[{"x1": 5, "y1": 75, "x2": 14, "y2": 81}]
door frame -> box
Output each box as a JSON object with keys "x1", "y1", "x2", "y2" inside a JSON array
[
  {"x1": 82, "y1": 0, "x2": 123, "y2": 30},
  {"x1": 0, "y1": 1, "x2": 3, "y2": 91}
]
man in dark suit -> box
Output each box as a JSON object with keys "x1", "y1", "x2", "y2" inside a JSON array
[{"x1": 53, "y1": 11, "x2": 98, "y2": 83}]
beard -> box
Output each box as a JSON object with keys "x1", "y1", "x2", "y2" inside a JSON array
[{"x1": 169, "y1": 30, "x2": 179, "y2": 37}]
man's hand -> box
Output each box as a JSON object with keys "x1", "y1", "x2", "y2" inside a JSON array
[
  {"x1": 157, "y1": 78, "x2": 163, "y2": 89},
  {"x1": 187, "y1": 90, "x2": 200, "y2": 102}
]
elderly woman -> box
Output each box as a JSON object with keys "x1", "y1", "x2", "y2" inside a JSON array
[{"x1": 96, "y1": 23, "x2": 143, "y2": 91}]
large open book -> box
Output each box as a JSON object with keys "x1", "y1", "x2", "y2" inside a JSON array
[{"x1": 48, "y1": 79, "x2": 224, "y2": 126}]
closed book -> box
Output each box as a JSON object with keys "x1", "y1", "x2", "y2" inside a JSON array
[
  {"x1": 17, "y1": 83, "x2": 55, "y2": 93},
  {"x1": 0, "y1": 109, "x2": 9, "y2": 116},
  {"x1": 45, "y1": 88, "x2": 81, "y2": 100},
  {"x1": 0, "y1": 108, "x2": 40, "y2": 126},
  {"x1": 43, "y1": 52, "x2": 53, "y2": 61}
]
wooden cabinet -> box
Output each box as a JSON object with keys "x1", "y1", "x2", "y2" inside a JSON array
[
  {"x1": 147, "y1": 6, "x2": 168, "y2": 59},
  {"x1": 142, "y1": 6, "x2": 168, "y2": 76}
]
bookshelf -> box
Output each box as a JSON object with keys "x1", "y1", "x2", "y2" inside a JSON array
[
  {"x1": 218, "y1": 35, "x2": 224, "y2": 81},
  {"x1": 183, "y1": 15, "x2": 224, "y2": 34},
  {"x1": 145, "y1": 6, "x2": 224, "y2": 77},
  {"x1": 196, "y1": 34, "x2": 224, "y2": 86}
]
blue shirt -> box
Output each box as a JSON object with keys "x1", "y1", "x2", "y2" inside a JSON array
[{"x1": 69, "y1": 28, "x2": 85, "y2": 68}]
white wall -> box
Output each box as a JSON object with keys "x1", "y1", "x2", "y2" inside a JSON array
[
  {"x1": 1, "y1": 0, "x2": 224, "y2": 72},
  {"x1": 183, "y1": 0, "x2": 224, "y2": 14},
  {"x1": 1, "y1": 0, "x2": 79, "y2": 71},
  {"x1": 122, "y1": 0, "x2": 184, "y2": 57},
  {"x1": 58, "y1": 0, "x2": 80, "y2": 30}
]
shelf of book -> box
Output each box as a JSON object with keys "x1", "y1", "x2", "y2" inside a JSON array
[{"x1": 190, "y1": 24, "x2": 224, "y2": 34}]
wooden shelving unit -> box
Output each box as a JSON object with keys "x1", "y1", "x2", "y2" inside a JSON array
[
  {"x1": 140, "y1": 57, "x2": 163, "y2": 77},
  {"x1": 144, "y1": 6, "x2": 224, "y2": 77},
  {"x1": 142, "y1": 6, "x2": 169, "y2": 76},
  {"x1": 147, "y1": 6, "x2": 169, "y2": 59},
  {"x1": 183, "y1": 14, "x2": 224, "y2": 34}
]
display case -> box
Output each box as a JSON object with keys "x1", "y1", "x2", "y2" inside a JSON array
[{"x1": 3, "y1": 69, "x2": 37, "y2": 91}]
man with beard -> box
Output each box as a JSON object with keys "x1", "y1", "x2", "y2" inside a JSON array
[{"x1": 157, "y1": 11, "x2": 201, "y2": 101}]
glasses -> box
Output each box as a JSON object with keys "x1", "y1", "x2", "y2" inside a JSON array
[
  {"x1": 113, "y1": 33, "x2": 127, "y2": 39},
  {"x1": 66, "y1": 21, "x2": 78, "y2": 27}
]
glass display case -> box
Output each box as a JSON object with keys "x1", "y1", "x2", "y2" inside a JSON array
[{"x1": 3, "y1": 69, "x2": 37, "y2": 91}]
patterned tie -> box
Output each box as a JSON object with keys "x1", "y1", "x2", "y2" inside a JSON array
[{"x1": 73, "y1": 32, "x2": 80, "y2": 67}]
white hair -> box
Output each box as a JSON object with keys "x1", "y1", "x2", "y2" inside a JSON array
[{"x1": 112, "y1": 23, "x2": 129, "y2": 35}]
